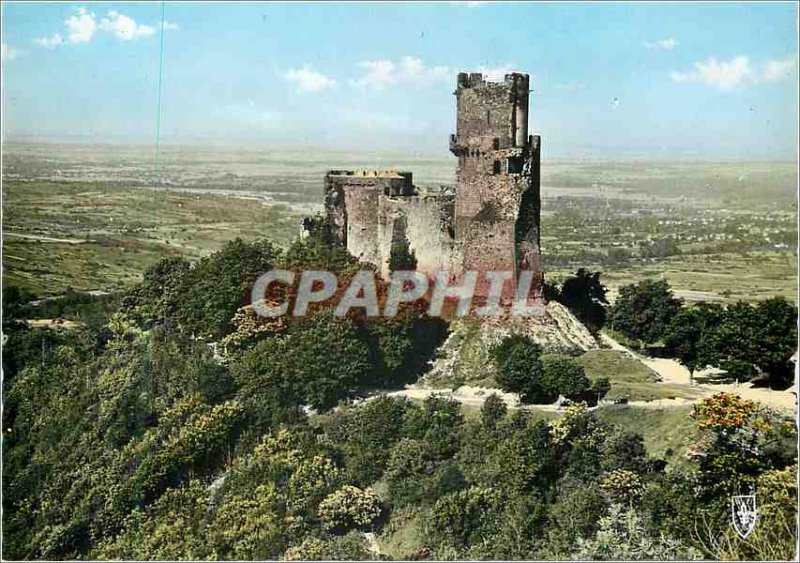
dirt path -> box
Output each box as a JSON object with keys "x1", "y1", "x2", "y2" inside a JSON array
[
  {"x1": 385, "y1": 385, "x2": 697, "y2": 412},
  {"x1": 25, "y1": 318, "x2": 80, "y2": 329},
  {"x1": 600, "y1": 333, "x2": 797, "y2": 413},
  {"x1": 382, "y1": 336, "x2": 797, "y2": 415},
  {"x1": 4, "y1": 232, "x2": 92, "y2": 244}
]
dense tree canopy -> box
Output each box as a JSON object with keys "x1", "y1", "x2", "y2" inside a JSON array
[
  {"x1": 662, "y1": 302, "x2": 724, "y2": 382},
  {"x1": 490, "y1": 337, "x2": 600, "y2": 404},
  {"x1": 3, "y1": 234, "x2": 797, "y2": 560},
  {"x1": 609, "y1": 279, "x2": 682, "y2": 344},
  {"x1": 558, "y1": 268, "x2": 609, "y2": 332}
]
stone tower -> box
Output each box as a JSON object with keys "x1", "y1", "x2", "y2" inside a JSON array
[{"x1": 449, "y1": 72, "x2": 543, "y2": 302}]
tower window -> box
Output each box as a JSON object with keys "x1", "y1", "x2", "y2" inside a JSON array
[
  {"x1": 507, "y1": 156, "x2": 523, "y2": 174},
  {"x1": 493, "y1": 160, "x2": 501, "y2": 175},
  {"x1": 492, "y1": 138, "x2": 500, "y2": 150}
]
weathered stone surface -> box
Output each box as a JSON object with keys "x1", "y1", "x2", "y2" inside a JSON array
[
  {"x1": 321, "y1": 71, "x2": 543, "y2": 304},
  {"x1": 451, "y1": 72, "x2": 542, "y2": 301}
]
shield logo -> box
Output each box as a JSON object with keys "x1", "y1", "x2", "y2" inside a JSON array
[{"x1": 731, "y1": 494, "x2": 757, "y2": 539}]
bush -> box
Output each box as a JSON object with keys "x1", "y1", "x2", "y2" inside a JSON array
[
  {"x1": 490, "y1": 335, "x2": 547, "y2": 403},
  {"x1": 178, "y1": 238, "x2": 280, "y2": 339},
  {"x1": 600, "y1": 469, "x2": 644, "y2": 505},
  {"x1": 480, "y1": 394, "x2": 507, "y2": 430},
  {"x1": 427, "y1": 486, "x2": 504, "y2": 553},
  {"x1": 283, "y1": 531, "x2": 373, "y2": 560},
  {"x1": 491, "y1": 346, "x2": 593, "y2": 404},
  {"x1": 232, "y1": 311, "x2": 372, "y2": 413},
  {"x1": 574, "y1": 505, "x2": 701, "y2": 561},
  {"x1": 317, "y1": 486, "x2": 382, "y2": 533},
  {"x1": 557, "y1": 268, "x2": 608, "y2": 332},
  {"x1": 541, "y1": 354, "x2": 591, "y2": 401}
]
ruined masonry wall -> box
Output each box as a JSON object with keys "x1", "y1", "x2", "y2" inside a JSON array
[
  {"x1": 377, "y1": 195, "x2": 461, "y2": 279},
  {"x1": 343, "y1": 183, "x2": 381, "y2": 266}
]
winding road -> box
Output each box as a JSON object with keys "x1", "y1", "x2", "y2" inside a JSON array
[{"x1": 380, "y1": 334, "x2": 797, "y2": 414}]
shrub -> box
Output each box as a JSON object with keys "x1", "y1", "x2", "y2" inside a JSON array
[
  {"x1": 541, "y1": 354, "x2": 591, "y2": 400},
  {"x1": 427, "y1": 486, "x2": 504, "y2": 553},
  {"x1": 283, "y1": 531, "x2": 373, "y2": 560},
  {"x1": 600, "y1": 470, "x2": 644, "y2": 505},
  {"x1": 490, "y1": 335, "x2": 547, "y2": 403},
  {"x1": 558, "y1": 268, "x2": 608, "y2": 332},
  {"x1": 574, "y1": 505, "x2": 701, "y2": 561},
  {"x1": 317, "y1": 486, "x2": 382, "y2": 533},
  {"x1": 480, "y1": 393, "x2": 507, "y2": 430}
]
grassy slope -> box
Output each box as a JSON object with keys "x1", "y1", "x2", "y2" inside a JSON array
[
  {"x1": 578, "y1": 349, "x2": 698, "y2": 402},
  {"x1": 596, "y1": 404, "x2": 697, "y2": 466}
]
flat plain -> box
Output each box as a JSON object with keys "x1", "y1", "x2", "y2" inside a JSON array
[{"x1": 2, "y1": 143, "x2": 797, "y2": 303}]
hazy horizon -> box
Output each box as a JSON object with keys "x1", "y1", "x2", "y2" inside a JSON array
[
  {"x1": 2, "y1": 139, "x2": 798, "y2": 164},
  {"x1": 2, "y1": 3, "x2": 798, "y2": 160}
]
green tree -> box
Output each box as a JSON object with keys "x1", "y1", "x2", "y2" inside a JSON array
[
  {"x1": 574, "y1": 505, "x2": 701, "y2": 561},
  {"x1": 388, "y1": 235, "x2": 418, "y2": 272},
  {"x1": 177, "y1": 238, "x2": 280, "y2": 339},
  {"x1": 698, "y1": 301, "x2": 760, "y2": 381},
  {"x1": 232, "y1": 311, "x2": 372, "y2": 413},
  {"x1": 700, "y1": 298, "x2": 797, "y2": 385},
  {"x1": 753, "y1": 297, "x2": 798, "y2": 387},
  {"x1": 590, "y1": 377, "x2": 611, "y2": 405},
  {"x1": 402, "y1": 396, "x2": 464, "y2": 460},
  {"x1": 480, "y1": 393, "x2": 507, "y2": 430},
  {"x1": 427, "y1": 486, "x2": 504, "y2": 555},
  {"x1": 558, "y1": 268, "x2": 609, "y2": 332},
  {"x1": 317, "y1": 485, "x2": 382, "y2": 533},
  {"x1": 546, "y1": 482, "x2": 609, "y2": 551},
  {"x1": 662, "y1": 303, "x2": 724, "y2": 384},
  {"x1": 324, "y1": 396, "x2": 410, "y2": 486},
  {"x1": 609, "y1": 279, "x2": 681, "y2": 344},
  {"x1": 490, "y1": 335, "x2": 547, "y2": 403},
  {"x1": 284, "y1": 531, "x2": 373, "y2": 560},
  {"x1": 93, "y1": 481, "x2": 209, "y2": 560},
  {"x1": 284, "y1": 218, "x2": 358, "y2": 274},
  {"x1": 541, "y1": 354, "x2": 592, "y2": 400},
  {"x1": 119, "y1": 256, "x2": 191, "y2": 329}
]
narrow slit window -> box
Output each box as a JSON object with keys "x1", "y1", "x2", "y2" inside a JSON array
[{"x1": 493, "y1": 160, "x2": 501, "y2": 175}]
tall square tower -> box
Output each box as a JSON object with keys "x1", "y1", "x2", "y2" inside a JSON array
[{"x1": 449, "y1": 72, "x2": 543, "y2": 302}]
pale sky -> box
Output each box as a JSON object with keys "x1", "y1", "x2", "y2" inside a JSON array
[{"x1": 2, "y1": 2, "x2": 798, "y2": 158}]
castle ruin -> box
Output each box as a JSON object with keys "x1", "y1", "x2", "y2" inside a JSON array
[{"x1": 322, "y1": 71, "x2": 543, "y2": 304}]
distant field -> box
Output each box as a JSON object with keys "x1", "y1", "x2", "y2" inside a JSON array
[
  {"x1": 544, "y1": 159, "x2": 797, "y2": 207},
  {"x1": 3, "y1": 180, "x2": 301, "y2": 294},
  {"x1": 2, "y1": 144, "x2": 797, "y2": 301},
  {"x1": 600, "y1": 251, "x2": 798, "y2": 303}
]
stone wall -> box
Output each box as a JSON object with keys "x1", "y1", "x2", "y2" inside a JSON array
[
  {"x1": 377, "y1": 193, "x2": 460, "y2": 278},
  {"x1": 321, "y1": 71, "x2": 543, "y2": 306},
  {"x1": 324, "y1": 170, "x2": 414, "y2": 249},
  {"x1": 450, "y1": 72, "x2": 542, "y2": 302}
]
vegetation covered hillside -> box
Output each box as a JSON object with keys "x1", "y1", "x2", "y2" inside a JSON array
[{"x1": 2, "y1": 229, "x2": 797, "y2": 560}]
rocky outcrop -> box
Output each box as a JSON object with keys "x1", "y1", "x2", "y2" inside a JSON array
[{"x1": 422, "y1": 303, "x2": 599, "y2": 387}]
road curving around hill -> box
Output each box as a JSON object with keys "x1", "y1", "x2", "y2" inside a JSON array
[{"x1": 380, "y1": 335, "x2": 797, "y2": 415}]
